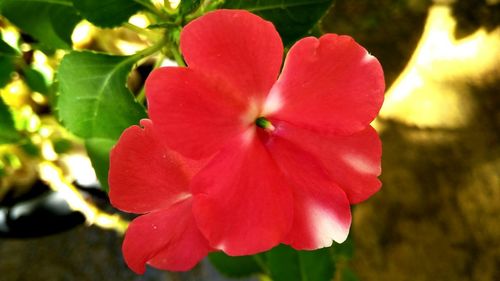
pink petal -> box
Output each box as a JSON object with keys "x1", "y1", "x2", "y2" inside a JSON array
[
  {"x1": 264, "y1": 129, "x2": 351, "y2": 249},
  {"x1": 273, "y1": 120, "x2": 382, "y2": 204},
  {"x1": 146, "y1": 67, "x2": 251, "y2": 159},
  {"x1": 265, "y1": 34, "x2": 385, "y2": 134},
  {"x1": 109, "y1": 120, "x2": 195, "y2": 214},
  {"x1": 122, "y1": 199, "x2": 210, "y2": 273},
  {"x1": 191, "y1": 129, "x2": 293, "y2": 256},
  {"x1": 181, "y1": 9, "x2": 283, "y2": 104}
]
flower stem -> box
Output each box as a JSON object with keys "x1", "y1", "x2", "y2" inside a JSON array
[
  {"x1": 170, "y1": 43, "x2": 186, "y2": 67},
  {"x1": 129, "y1": 34, "x2": 168, "y2": 63}
]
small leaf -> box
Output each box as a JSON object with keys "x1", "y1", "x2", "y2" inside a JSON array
[
  {"x1": 23, "y1": 67, "x2": 49, "y2": 95},
  {"x1": 266, "y1": 245, "x2": 335, "y2": 281},
  {"x1": 71, "y1": 0, "x2": 142, "y2": 28},
  {"x1": 0, "y1": 0, "x2": 81, "y2": 49},
  {"x1": 58, "y1": 51, "x2": 147, "y2": 140},
  {"x1": 179, "y1": 0, "x2": 202, "y2": 16},
  {"x1": 208, "y1": 252, "x2": 263, "y2": 278},
  {"x1": 85, "y1": 138, "x2": 115, "y2": 191},
  {"x1": 0, "y1": 96, "x2": 21, "y2": 144},
  {"x1": 222, "y1": 0, "x2": 335, "y2": 46}
]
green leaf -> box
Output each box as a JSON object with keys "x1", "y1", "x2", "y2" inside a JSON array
[
  {"x1": 0, "y1": 96, "x2": 21, "y2": 144},
  {"x1": 0, "y1": 0, "x2": 81, "y2": 49},
  {"x1": 266, "y1": 245, "x2": 335, "y2": 281},
  {"x1": 222, "y1": 0, "x2": 335, "y2": 46},
  {"x1": 23, "y1": 67, "x2": 50, "y2": 95},
  {"x1": 208, "y1": 252, "x2": 263, "y2": 278},
  {"x1": 58, "y1": 51, "x2": 147, "y2": 140},
  {"x1": 85, "y1": 138, "x2": 115, "y2": 191},
  {"x1": 0, "y1": 55, "x2": 15, "y2": 88},
  {"x1": 179, "y1": 0, "x2": 202, "y2": 16},
  {"x1": 71, "y1": 0, "x2": 141, "y2": 28},
  {"x1": 0, "y1": 38, "x2": 18, "y2": 87}
]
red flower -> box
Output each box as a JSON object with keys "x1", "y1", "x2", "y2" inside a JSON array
[{"x1": 109, "y1": 9, "x2": 384, "y2": 273}]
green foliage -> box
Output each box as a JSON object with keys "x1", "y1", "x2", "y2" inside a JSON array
[
  {"x1": 71, "y1": 0, "x2": 142, "y2": 28},
  {"x1": 208, "y1": 252, "x2": 263, "y2": 277},
  {"x1": 0, "y1": 0, "x2": 81, "y2": 49},
  {"x1": 85, "y1": 138, "x2": 115, "y2": 191},
  {"x1": 0, "y1": 38, "x2": 18, "y2": 87},
  {"x1": 266, "y1": 245, "x2": 335, "y2": 281},
  {"x1": 179, "y1": 0, "x2": 202, "y2": 16},
  {"x1": 0, "y1": 55, "x2": 15, "y2": 87},
  {"x1": 23, "y1": 68, "x2": 49, "y2": 95},
  {"x1": 58, "y1": 51, "x2": 146, "y2": 190},
  {"x1": 0, "y1": 96, "x2": 20, "y2": 144},
  {"x1": 222, "y1": 0, "x2": 335, "y2": 46},
  {"x1": 57, "y1": 51, "x2": 147, "y2": 140}
]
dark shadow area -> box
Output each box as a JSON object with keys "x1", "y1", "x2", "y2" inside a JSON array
[{"x1": 451, "y1": 0, "x2": 500, "y2": 39}]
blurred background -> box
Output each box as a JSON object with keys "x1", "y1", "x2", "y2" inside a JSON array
[{"x1": 0, "y1": 0, "x2": 499, "y2": 280}]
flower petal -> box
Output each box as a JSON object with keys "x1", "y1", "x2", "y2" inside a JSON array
[
  {"x1": 192, "y1": 129, "x2": 293, "y2": 255},
  {"x1": 109, "y1": 120, "x2": 195, "y2": 214},
  {"x1": 146, "y1": 67, "x2": 251, "y2": 159},
  {"x1": 284, "y1": 186, "x2": 351, "y2": 249},
  {"x1": 181, "y1": 9, "x2": 284, "y2": 104},
  {"x1": 273, "y1": 120, "x2": 382, "y2": 204},
  {"x1": 265, "y1": 34, "x2": 385, "y2": 134},
  {"x1": 264, "y1": 130, "x2": 351, "y2": 249},
  {"x1": 122, "y1": 199, "x2": 210, "y2": 273}
]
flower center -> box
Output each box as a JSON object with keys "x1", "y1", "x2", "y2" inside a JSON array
[{"x1": 255, "y1": 116, "x2": 275, "y2": 131}]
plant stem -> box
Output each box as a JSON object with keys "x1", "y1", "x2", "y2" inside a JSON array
[
  {"x1": 129, "y1": 35, "x2": 168, "y2": 63},
  {"x1": 123, "y1": 22, "x2": 159, "y2": 42},
  {"x1": 253, "y1": 254, "x2": 271, "y2": 276},
  {"x1": 170, "y1": 44, "x2": 186, "y2": 66}
]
